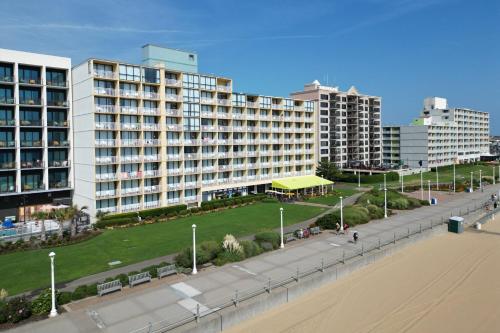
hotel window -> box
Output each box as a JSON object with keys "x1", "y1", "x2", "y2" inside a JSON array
[
  {"x1": 119, "y1": 65, "x2": 141, "y2": 81},
  {"x1": 46, "y1": 69, "x2": 66, "y2": 86},
  {"x1": 200, "y1": 76, "x2": 215, "y2": 90},
  {"x1": 232, "y1": 94, "x2": 246, "y2": 107},
  {"x1": 284, "y1": 99, "x2": 294, "y2": 109},
  {"x1": 183, "y1": 88, "x2": 199, "y2": 103},
  {"x1": 259, "y1": 96, "x2": 271, "y2": 109},
  {"x1": 183, "y1": 74, "x2": 199, "y2": 89},
  {"x1": 18, "y1": 66, "x2": 40, "y2": 83},
  {"x1": 0, "y1": 64, "x2": 13, "y2": 81},
  {"x1": 0, "y1": 174, "x2": 15, "y2": 192},
  {"x1": 143, "y1": 68, "x2": 159, "y2": 83},
  {"x1": 183, "y1": 103, "x2": 199, "y2": 117},
  {"x1": 93, "y1": 63, "x2": 113, "y2": 74}
]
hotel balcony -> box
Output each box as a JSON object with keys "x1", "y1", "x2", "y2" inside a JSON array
[
  {"x1": 168, "y1": 183, "x2": 182, "y2": 190},
  {"x1": 93, "y1": 70, "x2": 117, "y2": 80},
  {"x1": 122, "y1": 203, "x2": 141, "y2": 213},
  {"x1": 0, "y1": 139, "x2": 16, "y2": 148},
  {"x1": 184, "y1": 196, "x2": 199, "y2": 203},
  {"x1": 0, "y1": 97, "x2": 15, "y2": 105},
  {"x1": 46, "y1": 80, "x2": 69, "y2": 88},
  {"x1": 144, "y1": 154, "x2": 161, "y2": 162},
  {"x1": 47, "y1": 100, "x2": 69, "y2": 108},
  {"x1": 120, "y1": 106, "x2": 139, "y2": 115},
  {"x1": 48, "y1": 139, "x2": 70, "y2": 147},
  {"x1": 144, "y1": 185, "x2": 161, "y2": 194},
  {"x1": 167, "y1": 168, "x2": 183, "y2": 175},
  {"x1": 121, "y1": 187, "x2": 142, "y2": 196},
  {"x1": 96, "y1": 190, "x2": 118, "y2": 199},
  {"x1": 247, "y1": 102, "x2": 259, "y2": 108},
  {"x1": 166, "y1": 94, "x2": 182, "y2": 102},
  {"x1": 217, "y1": 99, "x2": 231, "y2": 106},
  {"x1": 201, "y1": 152, "x2": 217, "y2": 159},
  {"x1": 143, "y1": 91, "x2": 159, "y2": 100},
  {"x1": 184, "y1": 139, "x2": 201, "y2": 145},
  {"x1": 184, "y1": 181, "x2": 200, "y2": 189},
  {"x1": 166, "y1": 154, "x2": 182, "y2": 161},
  {"x1": 202, "y1": 179, "x2": 216, "y2": 186},
  {"x1": 22, "y1": 182, "x2": 45, "y2": 192},
  {"x1": 47, "y1": 120, "x2": 69, "y2": 127},
  {"x1": 142, "y1": 107, "x2": 160, "y2": 116},
  {"x1": 48, "y1": 160, "x2": 70, "y2": 168},
  {"x1": 184, "y1": 153, "x2": 201, "y2": 160},
  {"x1": 120, "y1": 155, "x2": 142, "y2": 163},
  {"x1": 19, "y1": 98, "x2": 43, "y2": 106},
  {"x1": 144, "y1": 200, "x2": 161, "y2": 209},
  {"x1": 216, "y1": 85, "x2": 231, "y2": 93},
  {"x1": 0, "y1": 75, "x2": 14, "y2": 83},
  {"x1": 120, "y1": 89, "x2": 140, "y2": 98},
  {"x1": 97, "y1": 206, "x2": 118, "y2": 214},
  {"x1": 20, "y1": 119, "x2": 43, "y2": 126},
  {"x1": 0, "y1": 161, "x2": 16, "y2": 170},
  {"x1": 20, "y1": 140, "x2": 44, "y2": 148},
  {"x1": 143, "y1": 169, "x2": 162, "y2": 178},
  {"x1": 120, "y1": 123, "x2": 141, "y2": 131},
  {"x1": 94, "y1": 87, "x2": 115, "y2": 96},
  {"x1": 95, "y1": 122, "x2": 116, "y2": 130},
  {"x1": 49, "y1": 180, "x2": 71, "y2": 189},
  {"x1": 120, "y1": 139, "x2": 142, "y2": 147},
  {"x1": 95, "y1": 105, "x2": 118, "y2": 114},
  {"x1": 166, "y1": 124, "x2": 183, "y2": 131},
  {"x1": 96, "y1": 173, "x2": 118, "y2": 181},
  {"x1": 165, "y1": 108, "x2": 181, "y2": 117},
  {"x1": 120, "y1": 171, "x2": 143, "y2": 180},
  {"x1": 201, "y1": 98, "x2": 216, "y2": 105},
  {"x1": 0, "y1": 119, "x2": 15, "y2": 126},
  {"x1": 184, "y1": 167, "x2": 201, "y2": 174},
  {"x1": 165, "y1": 79, "x2": 181, "y2": 87},
  {"x1": 143, "y1": 139, "x2": 161, "y2": 146}
]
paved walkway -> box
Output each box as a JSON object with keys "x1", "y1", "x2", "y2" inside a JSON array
[{"x1": 9, "y1": 184, "x2": 500, "y2": 333}]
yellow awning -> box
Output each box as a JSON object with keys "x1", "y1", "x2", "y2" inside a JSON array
[{"x1": 272, "y1": 175, "x2": 333, "y2": 191}]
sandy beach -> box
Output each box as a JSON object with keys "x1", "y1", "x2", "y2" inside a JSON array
[{"x1": 227, "y1": 213, "x2": 500, "y2": 333}]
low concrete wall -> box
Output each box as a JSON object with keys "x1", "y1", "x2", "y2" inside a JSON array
[{"x1": 174, "y1": 224, "x2": 447, "y2": 333}]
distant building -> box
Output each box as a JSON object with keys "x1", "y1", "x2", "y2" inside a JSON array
[
  {"x1": 383, "y1": 97, "x2": 490, "y2": 169},
  {"x1": 291, "y1": 81, "x2": 382, "y2": 168},
  {"x1": 491, "y1": 136, "x2": 500, "y2": 157},
  {"x1": 141, "y1": 44, "x2": 198, "y2": 73}
]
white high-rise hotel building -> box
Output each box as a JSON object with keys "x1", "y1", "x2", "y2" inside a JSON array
[{"x1": 72, "y1": 45, "x2": 316, "y2": 217}]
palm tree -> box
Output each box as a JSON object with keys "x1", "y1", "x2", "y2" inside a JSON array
[
  {"x1": 53, "y1": 209, "x2": 67, "y2": 238},
  {"x1": 69, "y1": 205, "x2": 88, "y2": 237}
]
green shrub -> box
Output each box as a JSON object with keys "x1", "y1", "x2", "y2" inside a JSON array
[
  {"x1": 0, "y1": 300, "x2": 7, "y2": 324},
  {"x1": 366, "y1": 204, "x2": 385, "y2": 219},
  {"x1": 199, "y1": 241, "x2": 222, "y2": 260},
  {"x1": 315, "y1": 206, "x2": 371, "y2": 229},
  {"x1": 4, "y1": 297, "x2": 31, "y2": 323},
  {"x1": 71, "y1": 285, "x2": 88, "y2": 301},
  {"x1": 174, "y1": 241, "x2": 220, "y2": 268},
  {"x1": 114, "y1": 273, "x2": 129, "y2": 286},
  {"x1": 96, "y1": 205, "x2": 187, "y2": 228},
  {"x1": 254, "y1": 231, "x2": 280, "y2": 250},
  {"x1": 57, "y1": 292, "x2": 72, "y2": 306},
  {"x1": 240, "y1": 240, "x2": 263, "y2": 258},
  {"x1": 86, "y1": 284, "x2": 98, "y2": 296},
  {"x1": 213, "y1": 251, "x2": 245, "y2": 266},
  {"x1": 388, "y1": 198, "x2": 409, "y2": 210},
  {"x1": 31, "y1": 289, "x2": 55, "y2": 315}
]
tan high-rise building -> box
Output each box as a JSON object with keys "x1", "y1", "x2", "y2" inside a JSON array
[
  {"x1": 72, "y1": 47, "x2": 316, "y2": 219},
  {"x1": 291, "y1": 81, "x2": 382, "y2": 168}
]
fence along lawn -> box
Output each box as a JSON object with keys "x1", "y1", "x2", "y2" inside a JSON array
[{"x1": 0, "y1": 201, "x2": 325, "y2": 295}]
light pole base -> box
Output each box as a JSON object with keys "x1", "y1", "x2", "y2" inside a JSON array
[
  {"x1": 280, "y1": 243, "x2": 284, "y2": 249},
  {"x1": 49, "y1": 309, "x2": 58, "y2": 318},
  {"x1": 192, "y1": 268, "x2": 197, "y2": 275}
]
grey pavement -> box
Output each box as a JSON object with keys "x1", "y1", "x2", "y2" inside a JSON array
[{"x1": 9, "y1": 184, "x2": 500, "y2": 333}]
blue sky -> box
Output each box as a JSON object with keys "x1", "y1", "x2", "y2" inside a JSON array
[{"x1": 0, "y1": 0, "x2": 498, "y2": 133}]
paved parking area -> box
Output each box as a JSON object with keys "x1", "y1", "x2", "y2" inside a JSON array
[{"x1": 9, "y1": 184, "x2": 500, "y2": 333}]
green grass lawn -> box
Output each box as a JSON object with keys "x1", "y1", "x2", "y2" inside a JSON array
[
  {"x1": 0, "y1": 201, "x2": 325, "y2": 295},
  {"x1": 304, "y1": 188, "x2": 359, "y2": 206},
  {"x1": 384, "y1": 164, "x2": 498, "y2": 188}
]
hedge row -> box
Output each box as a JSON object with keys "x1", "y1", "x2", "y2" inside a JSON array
[
  {"x1": 95, "y1": 204, "x2": 187, "y2": 229},
  {"x1": 200, "y1": 194, "x2": 267, "y2": 210},
  {"x1": 333, "y1": 172, "x2": 400, "y2": 184}
]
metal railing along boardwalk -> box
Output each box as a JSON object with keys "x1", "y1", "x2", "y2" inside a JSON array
[{"x1": 129, "y1": 197, "x2": 495, "y2": 333}]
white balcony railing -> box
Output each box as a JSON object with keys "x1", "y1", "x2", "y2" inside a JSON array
[
  {"x1": 122, "y1": 203, "x2": 141, "y2": 212},
  {"x1": 95, "y1": 156, "x2": 117, "y2": 164},
  {"x1": 95, "y1": 139, "x2": 116, "y2": 147}
]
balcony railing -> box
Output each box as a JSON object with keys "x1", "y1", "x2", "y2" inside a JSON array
[
  {"x1": 120, "y1": 123, "x2": 141, "y2": 130},
  {"x1": 97, "y1": 206, "x2": 117, "y2": 214},
  {"x1": 142, "y1": 107, "x2": 160, "y2": 116},
  {"x1": 19, "y1": 77, "x2": 42, "y2": 85},
  {"x1": 202, "y1": 179, "x2": 216, "y2": 186},
  {"x1": 120, "y1": 155, "x2": 142, "y2": 163},
  {"x1": 217, "y1": 85, "x2": 231, "y2": 92},
  {"x1": 48, "y1": 160, "x2": 70, "y2": 167},
  {"x1": 165, "y1": 79, "x2": 181, "y2": 86},
  {"x1": 46, "y1": 80, "x2": 68, "y2": 88},
  {"x1": 0, "y1": 97, "x2": 15, "y2": 105},
  {"x1": 168, "y1": 183, "x2": 182, "y2": 190},
  {"x1": 143, "y1": 139, "x2": 161, "y2": 146},
  {"x1": 47, "y1": 100, "x2": 69, "y2": 107},
  {"x1": 0, "y1": 161, "x2": 16, "y2": 169},
  {"x1": 0, "y1": 75, "x2": 14, "y2": 83},
  {"x1": 47, "y1": 120, "x2": 69, "y2": 127},
  {"x1": 20, "y1": 119, "x2": 42, "y2": 126},
  {"x1": 120, "y1": 139, "x2": 142, "y2": 146},
  {"x1": 144, "y1": 200, "x2": 161, "y2": 208},
  {"x1": 93, "y1": 70, "x2": 116, "y2": 79},
  {"x1": 166, "y1": 124, "x2": 183, "y2": 131},
  {"x1": 184, "y1": 181, "x2": 200, "y2": 189},
  {"x1": 0, "y1": 119, "x2": 16, "y2": 126},
  {"x1": 167, "y1": 168, "x2": 182, "y2": 175},
  {"x1": 120, "y1": 171, "x2": 143, "y2": 179},
  {"x1": 120, "y1": 90, "x2": 140, "y2": 98},
  {"x1": 144, "y1": 154, "x2": 161, "y2": 162},
  {"x1": 22, "y1": 183, "x2": 45, "y2": 192},
  {"x1": 121, "y1": 187, "x2": 142, "y2": 195},
  {"x1": 49, "y1": 180, "x2": 70, "y2": 189},
  {"x1": 20, "y1": 140, "x2": 43, "y2": 147},
  {"x1": 165, "y1": 109, "x2": 181, "y2": 116},
  {"x1": 95, "y1": 105, "x2": 118, "y2": 113},
  {"x1": 48, "y1": 140, "x2": 70, "y2": 147},
  {"x1": 166, "y1": 154, "x2": 181, "y2": 160},
  {"x1": 95, "y1": 122, "x2": 116, "y2": 130},
  {"x1": 143, "y1": 170, "x2": 161, "y2": 177},
  {"x1": 120, "y1": 106, "x2": 139, "y2": 115},
  {"x1": 95, "y1": 139, "x2": 116, "y2": 147},
  {"x1": 143, "y1": 91, "x2": 159, "y2": 100},
  {"x1": 121, "y1": 203, "x2": 141, "y2": 212},
  {"x1": 96, "y1": 173, "x2": 118, "y2": 181},
  {"x1": 94, "y1": 88, "x2": 115, "y2": 96},
  {"x1": 166, "y1": 94, "x2": 182, "y2": 102},
  {"x1": 19, "y1": 98, "x2": 42, "y2": 106},
  {"x1": 144, "y1": 185, "x2": 161, "y2": 194},
  {"x1": 0, "y1": 140, "x2": 15, "y2": 148},
  {"x1": 96, "y1": 190, "x2": 117, "y2": 199},
  {"x1": 217, "y1": 99, "x2": 231, "y2": 106}
]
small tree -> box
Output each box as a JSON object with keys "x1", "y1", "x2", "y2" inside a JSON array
[
  {"x1": 31, "y1": 211, "x2": 48, "y2": 241},
  {"x1": 316, "y1": 160, "x2": 340, "y2": 181}
]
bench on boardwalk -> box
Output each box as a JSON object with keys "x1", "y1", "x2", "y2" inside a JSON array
[
  {"x1": 97, "y1": 280, "x2": 122, "y2": 296},
  {"x1": 157, "y1": 264, "x2": 177, "y2": 279},
  {"x1": 310, "y1": 226, "x2": 321, "y2": 235},
  {"x1": 128, "y1": 271, "x2": 151, "y2": 288},
  {"x1": 284, "y1": 232, "x2": 296, "y2": 243}
]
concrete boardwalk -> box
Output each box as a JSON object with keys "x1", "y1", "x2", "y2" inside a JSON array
[{"x1": 9, "y1": 185, "x2": 500, "y2": 333}]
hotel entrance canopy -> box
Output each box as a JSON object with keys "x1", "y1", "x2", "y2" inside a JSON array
[{"x1": 271, "y1": 175, "x2": 333, "y2": 191}]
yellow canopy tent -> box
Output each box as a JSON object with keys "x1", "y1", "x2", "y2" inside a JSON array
[{"x1": 271, "y1": 175, "x2": 333, "y2": 191}]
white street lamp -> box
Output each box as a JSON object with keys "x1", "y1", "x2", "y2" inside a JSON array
[
  {"x1": 480, "y1": 169, "x2": 483, "y2": 192},
  {"x1": 436, "y1": 165, "x2": 439, "y2": 191},
  {"x1": 192, "y1": 224, "x2": 197, "y2": 275},
  {"x1": 280, "y1": 207, "x2": 284, "y2": 249},
  {"x1": 470, "y1": 171, "x2": 473, "y2": 193},
  {"x1": 401, "y1": 172, "x2": 404, "y2": 193},
  {"x1": 340, "y1": 196, "x2": 344, "y2": 231},
  {"x1": 48, "y1": 252, "x2": 57, "y2": 318},
  {"x1": 453, "y1": 162, "x2": 456, "y2": 193},
  {"x1": 384, "y1": 188, "x2": 388, "y2": 219},
  {"x1": 428, "y1": 180, "x2": 431, "y2": 204},
  {"x1": 420, "y1": 167, "x2": 424, "y2": 200},
  {"x1": 383, "y1": 173, "x2": 387, "y2": 189},
  {"x1": 358, "y1": 172, "x2": 361, "y2": 188}
]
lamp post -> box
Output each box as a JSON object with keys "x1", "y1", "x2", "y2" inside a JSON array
[
  {"x1": 48, "y1": 252, "x2": 57, "y2": 318},
  {"x1": 420, "y1": 167, "x2": 424, "y2": 200},
  {"x1": 358, "y1": 172, "x2": 361, "y2": 188},
  {"x1": 384, "y1": 188, "x2": 388, "y2": 218},
  {"x1": 192, "y1": 224, "x2": 197, "y2": 275},
  {"x1": 280, "y1": 207, "x2": 284, "y2": 249},
  {"x1": 480, "y1": 169, "x2": 482, "y2": 192},
  {"x1": 383, "y1": 173, "x2": 387, "y2": 189},
  {"x1": 470, "y1": 171, "x2": 473, "y2": 193},
  {"x1": 428, "y1": 180, "x2": 432, "y2": 204},
  {"x1": 453, "y1": 162, "x2": 456, "y2": 193},
  {"x1": 340, "y1": 196, "x2": 344, "y2": 231},
  {"x1": 436, "y1": 165, "x2": 439, "y2": 191}
]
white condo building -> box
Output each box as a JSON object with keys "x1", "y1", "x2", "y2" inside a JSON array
[
  {"x1": 72, "y1": 46, "x2": 316, "y2": 218},
  {"x1": 382, "y1": 97, "x2": 490, "y2": 169}
]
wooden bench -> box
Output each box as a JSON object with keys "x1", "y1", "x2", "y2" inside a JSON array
[
  {"x1": 310, "y1": 226, "x2": 321, "y2": 235},
  {"x1": 128, "y1": 272, "x2": 151, "y2": 288},
  {"x1": 157, "y1": 264, "x2": 177, "y2": 279},
  {"x1": 284, "y1": 232, "x2": 296, "y2": 243},
  {"x1": 97, "y1": 280, "x2": 122, "y2": 296}
]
